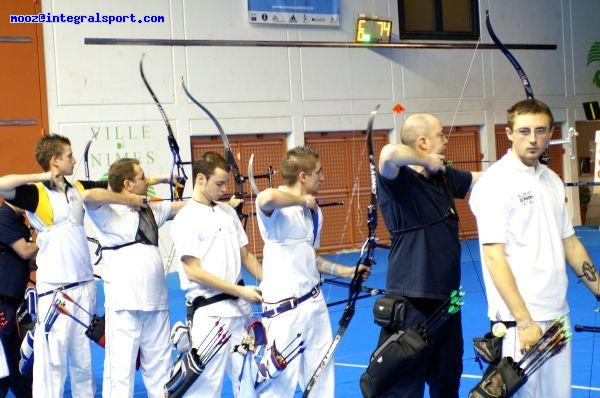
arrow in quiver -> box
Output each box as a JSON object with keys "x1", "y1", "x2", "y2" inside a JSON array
[
  {"x1": 468, "y1": 317, "x2": 571, "y2": 398},
  {"x1": 360, "y1": 289, "x2": 465, "y2": 397}
]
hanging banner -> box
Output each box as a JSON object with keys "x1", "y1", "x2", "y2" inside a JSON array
[{"x1": 248, "y1": 0, "x2": 339, "y2": 26}]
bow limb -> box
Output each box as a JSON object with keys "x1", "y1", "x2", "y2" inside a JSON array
[
  {"x1": 486, "y1": 10, "x2": 549, "y2": 165},
  {"x1": 180, "y1": 78, "x2": 245, "y2": 191},
  {"x1": 139, "y1": 55, "x2": 188, "y2": 201},
  {"x1": 82, "y1": 137, "x2": 94, "y2": 181},
  {"x1": 181, "y1": 77, "x2": 247, "y2": 223},
  {"x1": 486, "y1": 10, "x2": 534, "y2": 100},
  {"x1": 248, "y1": 153, "x2": 260, "y2": 196},
  {"x1": 365, "y1": 104, "x2": 380, "y2": 240}
]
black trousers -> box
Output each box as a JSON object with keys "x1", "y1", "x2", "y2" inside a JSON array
[
  {"x1": 377, "y1": 297, "x2": 463, "y2": 398},
  {"x1": 0, "y1": 300, "x2": 32, "y2": 398}
]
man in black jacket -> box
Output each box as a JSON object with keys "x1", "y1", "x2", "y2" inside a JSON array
[{"x1": 0, "y1": 200, "x2": 37, "y2": 397}]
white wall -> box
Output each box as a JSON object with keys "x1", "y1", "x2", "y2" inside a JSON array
[{"x1": 41, "y1": 0, "x2": 600, "y2": 220}]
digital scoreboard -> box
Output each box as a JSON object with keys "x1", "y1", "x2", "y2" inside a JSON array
[{"x1": 355, "y1": 17, "x2": 392, "y2": 43}]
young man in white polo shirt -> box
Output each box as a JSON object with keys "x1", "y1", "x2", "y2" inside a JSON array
[
  {"x1": 469, "y1": 99, "x2": 600, "y2": 397},
  {"x1": 255, "y1": 146, "x2": 370, "y2": 398},
  {"x1": 0, "y1": 134, "x2": 112, "y2": 397},
  {"x1": 84, "y1": 158, "x2": 185, "y2": 397},
  {"x1": 171, "y1": 152, "x2": 263, "y2": 397}
]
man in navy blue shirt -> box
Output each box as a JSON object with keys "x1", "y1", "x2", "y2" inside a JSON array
[
  {"x1": 0, "y1": 201, "x2": 38, "y2": 398},
  {"x1": 376, "y1": 114, "x2": 481, "y2": 397}
]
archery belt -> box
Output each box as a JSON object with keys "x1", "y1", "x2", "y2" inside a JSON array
[
  {"x1": 359, "y1": 324, "x2": 430, "y2": 398},
  {"x1": 164, "y1": 347, "x2": 204, "y2": 398},
  {"x1": 186, "y1": 280, "x2": 244, "y2": 323},
  {"x1": 468, "y1": 356, "x2": 527, "y2": 398},
  {"x1": 261, "y1": 284, "x2": 320, "y2": 319},
  {"x1": 37, "y1": 280, "x2": 90, "y2": 298}
]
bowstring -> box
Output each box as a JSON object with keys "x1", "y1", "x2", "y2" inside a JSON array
[
  {"x1": 444, "y1": 35, "x2": 487, "y2": 298},
  {"x1": 319, "y1": 39, "x2": 366, "y2": 310},
  {"x1": 138, "y1": 54, "x2": 180, "y2": 276},
  {"x1": 446, "y1": 40, "x2": 480, "y2": 140},
  {"x1": 247, "y1": 153, "x2": 262, "y2": 318}
]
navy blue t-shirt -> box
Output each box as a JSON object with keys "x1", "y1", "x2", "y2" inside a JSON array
[
  {"x1": 0, "y1": 203, "x2": 32, "y2": 298},
  {"x1": 378, "y1": 166, "x2": 472, "y2": 300}
]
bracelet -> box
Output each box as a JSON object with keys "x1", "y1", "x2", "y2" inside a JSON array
[
  {"x1": 516, "y1": 319, "x2": 534, "y2": 330},
  {"x1": 327, "y1": 262, "x2": 336, "y2": 275}
]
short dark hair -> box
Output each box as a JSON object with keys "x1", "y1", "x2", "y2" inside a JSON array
[
  {"x1": 35, "y1": 134, "x2": 71, "y2": 171},
  {"x1": 192, "y1": 151, "x2": 230, "y2": 181},
  {"x1": 108, "y1": 158, "x2": 140, "y2": 192},
  {"x1": 507, "y1": 99, "x2": 554, "y2": 129},
  {"x1": 280, "y1": 146, "x2": 320, "y2": 185}
]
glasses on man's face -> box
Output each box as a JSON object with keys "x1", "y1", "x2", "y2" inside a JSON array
[{"x1": 513, "y1": 127, "x2": 551, "y2": 136}]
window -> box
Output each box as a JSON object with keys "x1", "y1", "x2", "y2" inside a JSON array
[{"x1": 398, "y1": 0, "x2": 479, "y2": 40}]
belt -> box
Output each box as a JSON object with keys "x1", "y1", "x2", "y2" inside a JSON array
[
  {"x1": 38, "y1": 280, "x2": 91, "y2": 298},
  {"x1": 261, "y1": 284, "x2": 320, "y2": 319},
  {"x1": 186, "y1": 280, "x2": 245, "y2": 322}
]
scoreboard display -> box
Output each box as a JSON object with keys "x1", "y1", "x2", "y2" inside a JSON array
[{"x1": 355, "y1": 17, "x2": 392, "y2": 43}]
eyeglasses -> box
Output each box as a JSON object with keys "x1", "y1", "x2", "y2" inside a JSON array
[{"x1": 513, "y1": 127, "x2": 551, "y2": 136}]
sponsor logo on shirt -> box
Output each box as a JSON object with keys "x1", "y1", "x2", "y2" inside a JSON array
[{"x1": 518, "y1": 191, "x2": 534, "y2": 206}]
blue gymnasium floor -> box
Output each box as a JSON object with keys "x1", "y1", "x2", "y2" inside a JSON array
[{"x1": 22, "y1": 226, "x2": 600, "y2": 397}]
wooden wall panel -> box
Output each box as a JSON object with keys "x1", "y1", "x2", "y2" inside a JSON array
[
  {"x1": 191, "y1": 127, "x2": 483, "y2": 253},
  {"x1": 306, "y1": 131, "x2": 390, "y2": 252},
  {"x1": 0, "y1": 0, "x2": 48, "y2": 173},
  {"x1": 444, "y1": 126, "x2": 482, "y2": 239}
]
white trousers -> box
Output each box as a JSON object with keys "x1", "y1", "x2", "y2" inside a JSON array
[
  {"x1": 102, "y1": 308, "x2": 171, "y2": 398},
  {"x1": 32, "y1": 281, "x2": 96, "y2": 398},
  {"x1": 258, "y1": 295, "x2": 334, "y2": 398},
  {"x1": 501, "y1": 318, "x2": 572, "y2": 398}
]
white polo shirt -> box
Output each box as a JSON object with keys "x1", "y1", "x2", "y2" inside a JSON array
[
  {"x1": 26, "y1": 182, "x2": 92, "y2": 284},
  {"x1": 256, "y1": 186, "x2": 323, "y2": 302},
  {"x1": 171, "y1": 200, "x2": 249, "y2": 317},
  {"x1": 469, "y1": 150, "x2": 573, "y2": 321},
  {"x1": 86, "y1": 201, "x2": 171, "y2": 311}
]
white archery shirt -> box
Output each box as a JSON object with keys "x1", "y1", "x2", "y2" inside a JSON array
[
  {"x1": 256, "y1": 186, "x2": 323, "y2": 303},
  {"x1": 469, "y1": 150, "x2": 573, "y2": 321},
  {"x1": 171, "y1": 200, "x2": 249, "y2": 317},
  {"x1": 86, "y1": 201, "x2": 171, "y2": 311}
]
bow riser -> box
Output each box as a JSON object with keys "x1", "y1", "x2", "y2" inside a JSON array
[{"x1": 139, "y1": 56, "x2": 188, "y2": 201}]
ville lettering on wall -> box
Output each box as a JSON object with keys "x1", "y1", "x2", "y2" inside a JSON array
[{"x1": 87, "y1": 124, "x2": 159, "y2": 175}]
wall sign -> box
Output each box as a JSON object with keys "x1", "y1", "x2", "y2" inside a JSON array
[{"x1": 248, "y1": 0, "x2": 339, "y2": 26}]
